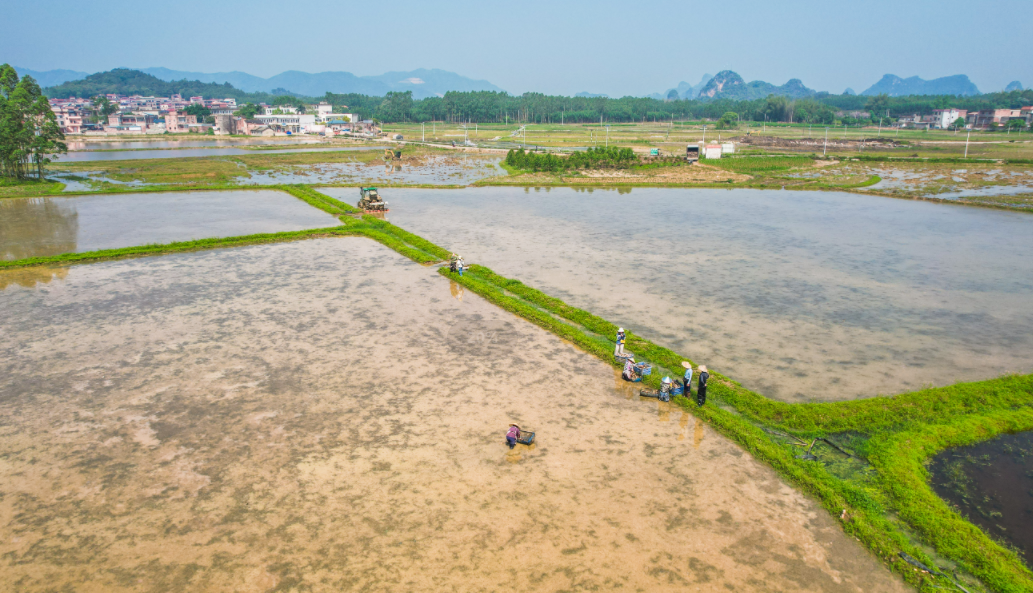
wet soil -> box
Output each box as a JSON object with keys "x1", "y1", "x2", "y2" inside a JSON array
[
  {"x1": 929, "y1": 431, "x2": 1033, "y2": 567},
  {"x1": 372, "y1": 186, "x2": 1033, "y2": 401},
  {"x1": 0, "y1": 239, "x2": 907, "y2": 592}
]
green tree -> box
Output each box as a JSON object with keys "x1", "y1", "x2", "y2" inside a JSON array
[
  {"x1": 864, "y1": 93, "x2": 890, "y2": 117},
  {"x1": 1006, "y1": 118, "x2": 1027, "y2": 131},
  {"x1": 234, "y1": 103, "x2": 261, "y2": 119},
  {"x1": 91, "y1": 95, "x2": 118, "y2": 123},
  {"x1": 30, "y1": 95, "x2": 67, "y2": 179},
  {"x1": 717, "y1": 111, "x2": 738, "y2": 129},
  {"x1": 0, "y1": 65, "x2": 65, "y2": 180},
  {"x1": 182, "y1": 103, "x2": 211, "y2": 119},
  {"x1": 953, "y1": 116, "x2": 967, "y2": 130}
]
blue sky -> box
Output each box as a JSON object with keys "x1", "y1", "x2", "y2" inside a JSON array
[{"x1": 4, "y1": 0, "x2": 1030, "y2": 96}]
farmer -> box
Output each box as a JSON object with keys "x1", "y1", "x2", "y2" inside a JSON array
[
  {"x1": 457, "y1": 256, "x2": 465, "y2": 277},
  {"x1": 449, "y1": 253, "x2": 458, "y2": 273},
  {"x1": 681, "y1": 361, "x2": 693, "y2": 398},
  {"x1": 614, "y1": 327, "x2": 626, "y2": 356},
  {"x1": 696, "y1": 365, "x2": 709, "y2": 407},
  {"x1": 622, "y1": 357, "x2": 643, "y2": 382},
  {"x1": 659, "y1": 376, "x2": 673, "y2": 402},
  {"x1": 506, "y1": 424, "x2": 521, "y2": 449}
]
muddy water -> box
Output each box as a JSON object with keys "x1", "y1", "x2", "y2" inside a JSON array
[
  {"x1": 363, "y1": 186, "x2": 1033, "y2": 401},
  {"x1": 0, "y1": 239, "x2": 906, "y2": 592},
  {"x1": 929, "y1": 431, "x2": 1033, "y2": 567},
  {"x1": 66, "y1": 139, "x2": 321, "y2": 151},
  {"x1": 54, "y1": 146, "x2": 379, "y2": 162},
  {"x1": 0, "y1": 190, "x2": 339, "y2": 261},
  {"x1": 244, "y1": 155, "x2": 505, "y2": 186}
]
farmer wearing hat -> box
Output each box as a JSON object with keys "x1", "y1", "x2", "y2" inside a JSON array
[
  {"x1": 681, "y1": 361, "x2": 693, "y2": 398},
  {"x1": 506, "y1": 424, "x2": 521, "y2": 449},
  {"x1": 614, "y1": 327, "x2": 626, "y2": 356},
  {"x1": 696, "y1": 365, "x2": 709, "y2": 407}
]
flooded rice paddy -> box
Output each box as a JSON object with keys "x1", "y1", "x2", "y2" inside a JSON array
[
  {"x1": 66, "y1": 139, "x2": 323, "y2": 151},
  {"x1": 0, "y1": 238, "x2": 907, "y2": 592},
  {"x1": 54, "y1": 146, "x2": 380, "y2": 162},
  {"x1": 0, "y1": 190, "x2": 339, "y2": 261},
  {"x1": 243, "y1": 155, "x2": 505, "y2": 186},
  {"x1": 928, "y1": 431, "x2": 1033, "y2": 567},
  {"x1": 365, "y1": 186, "x2": 1033, "y2": 402}
]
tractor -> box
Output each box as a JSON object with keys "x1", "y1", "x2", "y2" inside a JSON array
[{"x1": 358, "y1": 187, "x2": 389, "y2": 212}]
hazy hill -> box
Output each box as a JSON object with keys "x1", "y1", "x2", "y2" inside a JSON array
[
  {"x1": 13, "y1": 66, "x2": 90, "y2": 88},
  {"x1": 861, "y1": 74, "x2": 980, "y2": 96},
  {"x1": 696, "y1": 70, "x2": 817, "y2": 101},
  {"x1": 648, "y1": 74, "x2": 713, "y2": 100},
  {"x1": 141, "y1": 67, "x2": 502, "y2": 99},
  {"x1": 1005, "y1": 81, "x2": 1024, "y2": 92},
  {"x1": 576, "y1": 92, "x2": 609, "y2": 98},
  {"x1": 43, "y1": 69, "x2": 281, "y2": 101}
]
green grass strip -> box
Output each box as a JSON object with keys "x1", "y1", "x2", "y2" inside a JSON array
[{"x1": 0, "y1": 226, "x2": 352, "y2": 269}]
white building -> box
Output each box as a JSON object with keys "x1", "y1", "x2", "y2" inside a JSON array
[
  {"x1": 703, "y1": 143, "x2": 723, "y2": 159},
  {"x1": 933, "y1": 108, "x2": 968, "y2": 129},
  {"x1": 254, "y1": 113, "x2": 316, "y2": 133}
]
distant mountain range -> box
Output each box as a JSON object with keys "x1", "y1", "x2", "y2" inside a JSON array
[
  {"x1": 648, "y1": 74, "x2": 714, "y2": 100},
  {"x1": 1005, "y1": 81, "x2": 1024, "y2": 92},
  {"x1": 13, "y1": 66, "x2": 90, "y2": 88},
  {"x1": 17, "y1": 64, "x2": 1024, "y2": 101},
  {"x1": 861, "y1": 74, "x2": 980, "y2": 96},
  {"x1": 576, "y1": 92, "x2": 609, "y2": 98},
  {"x1": 138, "y1": 67, "x2": 502, "y2": 99},
  {"x1": 16, "y1": 66, "x2": 502, "y2": 99},
  {"x1": 695, "y1": 71, "x2": 818, "y2": 101}
]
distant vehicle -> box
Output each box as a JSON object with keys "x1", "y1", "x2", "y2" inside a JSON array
[
  {"x1": 358, "y1": 187, "x2": 389, "y2": 212},
  {"x1": 686, "y1": 144, "x2": 700, "y2": 162}
]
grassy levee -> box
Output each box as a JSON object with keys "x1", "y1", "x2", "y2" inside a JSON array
[
  {"x1": 282, "y1": 184, "x2": 358, "y2": 214},
  {"x1": 356, "y1": 215, "x2": 452, "y2": 260},
  {"x1": 869, "y1": 410, "x2": 1033, "y2": 593},
  {"x1": 0, "y1": 226, "x2": 353, "y2": 270}
]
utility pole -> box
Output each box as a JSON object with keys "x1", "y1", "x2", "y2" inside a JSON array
[
  {"x1": 703, "y1": 125, "x2": 706, "y2": 144},
  {"x1": 965, "y1": 131, "x2": 970, "y2": 158},
  {"x1": 606, "y1": 125, "x2": 609, "y2": 147},
  {"x1": 823, "y1": 127, "x2": 828, "y2": 156},
  {"x1": 422, "y1": 122, "x2": 425, "y2": 142}
]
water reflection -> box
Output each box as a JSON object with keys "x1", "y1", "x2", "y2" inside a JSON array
[
  {"x1": 0, "y1": 198, "x2": 78, "y2": 260},
  {"x1": 0, "y1": 266, "x2": 69, "y2": 290}
]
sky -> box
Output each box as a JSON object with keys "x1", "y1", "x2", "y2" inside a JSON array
[{"x1": 4, "y1": 0, "x2": 1030, "y2": 96}]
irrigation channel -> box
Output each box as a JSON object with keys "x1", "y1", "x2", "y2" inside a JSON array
[{"x1": 1, "y1": 185, "x2": 1031, "y2": 591}]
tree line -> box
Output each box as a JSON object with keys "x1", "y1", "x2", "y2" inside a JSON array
[
  {"x1": 325, "y1": 88, "x2": 1033, "y2": 125},
  {"x1": 1, "y1": 64, "x2": 66, "y2": 180},
  {"x1": 505, "y1": 146, "x2": 638, "y2": 172}
]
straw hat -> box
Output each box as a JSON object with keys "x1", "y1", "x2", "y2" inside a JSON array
[
  {"x1": 618, "y1": 327, "x2": 624, "y2": 332},
  {"x1": 699, "y1": 365, "x2": 708, "y2": 373},
  {"x1": 509, "y1": 424, "x2": 520, "y2": 429},
  {"x1": 681, "y1": 361, "x2": 692, "y2": 369}
]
